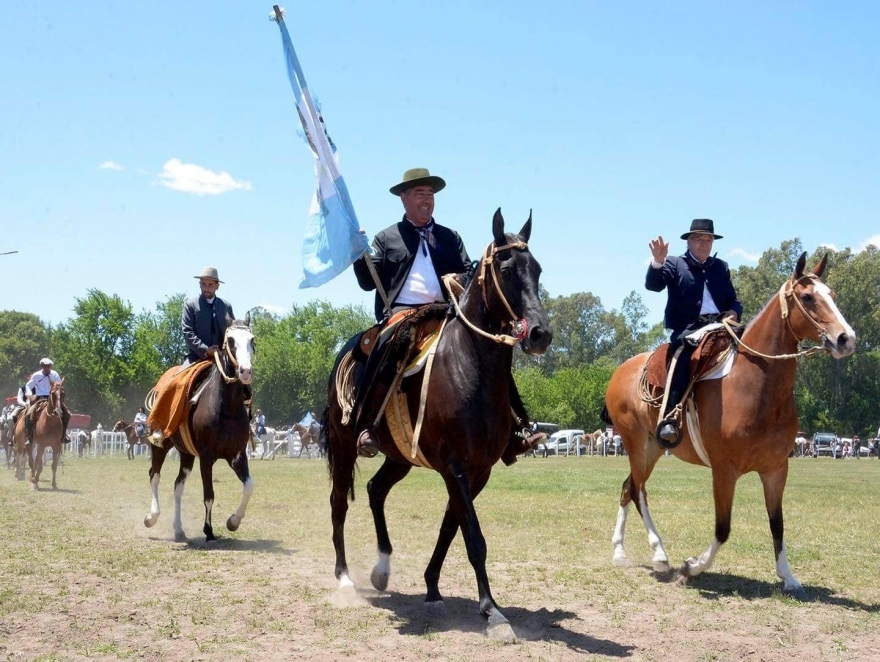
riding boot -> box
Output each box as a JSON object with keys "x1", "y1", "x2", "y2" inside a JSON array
[
  {"x1": 352, "y1": 334, "x2": 404, "y2": 459},
  {"x1": 61, "y1": 407, "x2": 71, "y2": 444},
  {"x1": 354, "y1": 382, "x2": 390, "y2": 458},
  {"x1": 501, "y1": 378, "x2": 544, "y2": 465},
  {"x1": 656, "y1": 341, "x2": 696, "y2": 450},
  {"x1": 25, "y1": 412, "x2": 34, "y2": 445}
]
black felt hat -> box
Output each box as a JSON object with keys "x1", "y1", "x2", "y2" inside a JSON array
[{"x1": 681, "y1": 218, "x2": 723, "y2": 240}]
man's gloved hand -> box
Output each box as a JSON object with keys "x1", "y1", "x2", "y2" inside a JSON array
[
  {"x1": 720, "y1": 310, "x2": 739, "y2": 323},
  {"x1": 206, "y1": 345, "x2": 219, "y2": 359}
]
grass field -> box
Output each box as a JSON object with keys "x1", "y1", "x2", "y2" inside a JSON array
[{"x1": 1, "y1": 451, "x2": 878, "y2": 661}]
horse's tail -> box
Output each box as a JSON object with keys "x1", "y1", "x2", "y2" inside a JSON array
[{"x1": 600, "y1": 405, "x2": 613, "y2": 426}]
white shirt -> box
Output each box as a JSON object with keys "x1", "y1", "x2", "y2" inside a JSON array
[
  {"x1": 26, "y1": 369, "x2": 61, "y2": 397},
  {"x1": 395, "y1": 220, "x2": 443, "y2": 305}
]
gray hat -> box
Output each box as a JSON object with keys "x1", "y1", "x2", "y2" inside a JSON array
[
  {"x1": 39, "y1": 357, "x2": 54, "y2": 366},
  {"x1": 389, "y1": 168, "x2": 446, "y2": 196},
  {"x1": 194, "y1": 266, "x2": 223, "y2": 283}
]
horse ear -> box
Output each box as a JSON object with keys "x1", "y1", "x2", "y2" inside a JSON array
[
  {"x1": 225, "y1": 311, "x2": 234, "y2": 327},
  {"x1": 812, "y1": 253, "x2": 828, "y2": 278},
  {"x1": 492, "y1": 208, "x2": 506, "y2": 246},
  {"x1": 518, "y1": 209, "x2": 533, "y2": 242},
  {"x1": 793, "y1": 252, "x2": 807, "y2": 279},
  {"x1": 245, "y1": 310, "x2": 252, "y2": 327}
]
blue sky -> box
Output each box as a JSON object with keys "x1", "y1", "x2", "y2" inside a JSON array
[{"x1": 1, "y1": 1, "x2": 878, "y2": 328}]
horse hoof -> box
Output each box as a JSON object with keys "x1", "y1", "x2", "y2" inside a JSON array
[
  {"x1": 485, "y1": 620, "x2": 517, "y2": 644},
  {"x1": 783, "y1": 584, "x2": 808, "y2": 600},
  {"x1": 652, "y1": 560, "x2": 671, "y2": 574},
  {"x1": 612, "y1": 553, "x2": 628, "y2": 568},
  {"x1": 174, "y1": 531, "x2": 187, "y2": 543},
  {"x1": 370, "y1": 567, "x2": 389, "y2": 592},
  {"x1": 144, "y1": 514, "x2": 158, "y2": 528},
  {"x1": 227, "y1": 514, "x2": 241, "y2": 531}
]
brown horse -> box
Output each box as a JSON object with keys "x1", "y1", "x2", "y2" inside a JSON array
[
  {"x1": 291, "y1": 422, "x2": 321, "y2": 458},
  {"x1": 13, "y1": 380, "x2": 66, "y2": 489},
  {"x1": 143, "y1": 318, "x2": 256, "y2": 543},
  {"x1": 112, "y1": 419, "x2": 150, "y2": 460},
  {"x1": 324, "y1": 210, "x2": 552, "y2": 641},
  {"x1": 603, "y1": 253, "x2": 855, "y2": 594}
]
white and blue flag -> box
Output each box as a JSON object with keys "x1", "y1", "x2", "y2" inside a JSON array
[{"x1": 272, "y1": 7, "x2": 369, "y2": 288}]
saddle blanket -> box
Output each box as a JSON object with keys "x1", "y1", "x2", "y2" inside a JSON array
[{"x1": 147, "y1": 362, "x2": 212, "y2": 440}]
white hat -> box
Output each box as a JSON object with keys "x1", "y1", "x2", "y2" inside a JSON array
[
  {"x1": 39, "y1": 357, "x2": 54, "y2": 366},
  {"x1": 194, "y1": 266, "x2": 223, "y2": 283}
]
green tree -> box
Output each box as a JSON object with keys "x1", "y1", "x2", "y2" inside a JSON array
[
  {"x1": 51, "y1": 289, "x2": 136, "y2": 425},
  {"x1": 251, "y1": 302, "x2": 372, "y2": 424},
  {"x1": 0, "y1": 311, "x2": 50, "y2": 396}
]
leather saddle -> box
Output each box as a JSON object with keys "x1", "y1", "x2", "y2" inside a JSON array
[
  {"x1": 356, "y1": 304, "x2": 447, "y2": 364},
  {"x1": 645, "y1": 327, "x2": 734, "y2": 392}
]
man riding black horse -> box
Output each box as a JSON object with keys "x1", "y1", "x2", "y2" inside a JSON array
[{"x1": 350, "y1": 167, "x2": 541, "y2": 461}]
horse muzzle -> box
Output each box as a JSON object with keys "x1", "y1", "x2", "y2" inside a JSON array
[
  {"x1": 519, "y1": 320, "x2": 552, "y2": 356},
  {"x1": 237, "y1": 365, "x2": 254, "y2": 385},
  {"x1": 825, "y1": 330, "x2": 856, "y2": 359}
]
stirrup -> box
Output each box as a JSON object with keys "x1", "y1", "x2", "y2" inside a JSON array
[
  {"x1": 656, "y1": 420, "x2": 683, "y2": 450},
  {"x1": 148, "y1": 430, "x2": 165, "y2": 447},
  {"x1": 356, "y1": 428, "x2": 379, "y2": 458}
]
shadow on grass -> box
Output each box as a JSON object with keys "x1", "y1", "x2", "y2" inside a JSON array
[
  {"x1": 363, "y1": 591, "x2": 635, "y2": 657},
  {"x1": 687, "y1": 572, "x2": 880, "y2": 611},
  {"x1": 153, "y1": 536, "x2": 294, "y2": 555}
]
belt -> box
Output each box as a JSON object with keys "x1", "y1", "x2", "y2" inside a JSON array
[{"x1": 697, "y1": 314, "x2": 721, "y2": 324}]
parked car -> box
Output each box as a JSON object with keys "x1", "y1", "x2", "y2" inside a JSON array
[
  {"x1": 811, "y1": 432, "x2": 839, "y2": 458},
  {"x1": 536, "y1": 429, "x2": 587, "y2": 457}
]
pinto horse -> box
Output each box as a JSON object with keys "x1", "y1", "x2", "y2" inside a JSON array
[
  {"x1": 324, "y1": 209, "x2": 552, "y2": 641},
  {"x1": 13, "y1": 380, "x2": 66, "y2": 489},
  {"x1": 112, "y1": 419, "x2": 150, "y2": 460},
  {"x1": 143, "y1": 318, "x2": 256, "y2": 543},
  {"x1": 603, "y1": 253, "x2": 855, "y2": 593}
]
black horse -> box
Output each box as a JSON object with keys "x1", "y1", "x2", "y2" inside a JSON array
[
  {"x1": 324, "y1": 209, "x2": 552, "y2": 642},
  {"x1": 143, "y1": 318, "x2": 256, "y2": 543}
]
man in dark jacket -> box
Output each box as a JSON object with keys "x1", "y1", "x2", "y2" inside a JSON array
[
  {"x1": 350, "y1": 168, "x2": 475, "y2": 456},
  {"x1": 353, "y1": 168, "x2": 473, "y2": 322},
  {"x1": 182, "y1": 266, "x2": 235, "y2": 367},
  {"x1": 646, "y1": 218, "x2": 743, "y2": 448}
]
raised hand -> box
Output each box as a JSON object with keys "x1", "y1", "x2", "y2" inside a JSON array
[{"x1": 649, "y1": 236, "x2": 669, "y2": 264}]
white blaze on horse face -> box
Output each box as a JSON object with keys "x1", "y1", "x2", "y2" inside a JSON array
[
  {"x1": 813, "y1": 281, "x2": 856, "y2": 358},
  {"x1": 227, "y1": 327, "x2": 255, "y2": 385}
]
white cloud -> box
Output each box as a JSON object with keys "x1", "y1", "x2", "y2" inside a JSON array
[
  {"x1": 727, "y1": 247, "x2": 761, "y2": 263},
  {"x1": 818, "y1": 241, "x2": 839, "y2": 252},
  {"x1": 158, "y1": 158, "x2": 253, "y2": 196},
  {"x1": 99, "y1": 161, "x2": 123, "y2": 171},
  {"x1": 856, "y1": 234, "x2": 880, "y2": 252}
]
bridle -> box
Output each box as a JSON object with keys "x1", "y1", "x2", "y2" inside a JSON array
[
  {"x1": 47, "y1": 383, "x2": 64, "y2": 417},
  {"x1": 213, "y1": 327, "x2": 252, "y2": 384},
  {"x1": 443, "y1": 239, "x2": 530, "y2": 347},
  {"x1": 723, "y1": 274, "x2": 829, "y2": 361}
]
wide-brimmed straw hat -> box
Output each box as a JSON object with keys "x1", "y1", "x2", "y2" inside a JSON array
[
  {"x1": 194, "y1": 266, "x2": 224, "y2": 283},
  {"x1": 389, "y1": 168, "x2": 446, "y2": 196},
  {"x1": 681, "y1": 218, "x2": 723, "y2": 240}
]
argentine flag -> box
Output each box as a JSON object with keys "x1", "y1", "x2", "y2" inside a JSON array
[{"x1": 272, "y1": 6, "x2": 369, "y2": 288}]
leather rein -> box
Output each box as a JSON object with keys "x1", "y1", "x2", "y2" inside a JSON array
[
  {"x1": 443, "y1": 239, "x2": 530, "y2": 347},
  {"x1": 722, "y1": 274, "x2": 830, "y2": 361}
]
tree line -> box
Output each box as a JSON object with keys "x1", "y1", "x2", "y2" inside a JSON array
[{"x1": 0, "y1": 240, "x2": 876, "y2": 438}]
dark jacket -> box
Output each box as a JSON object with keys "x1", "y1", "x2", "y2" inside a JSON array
[
  {"x1": 646, "y1": 252, "x2": 743, "y2": 342},
  {"x1": 182, "y1": 295, "x2": 235, "y2": 364},
  {"x1": 353, "y1": 216, "x2": 474, "y2": 322}
]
